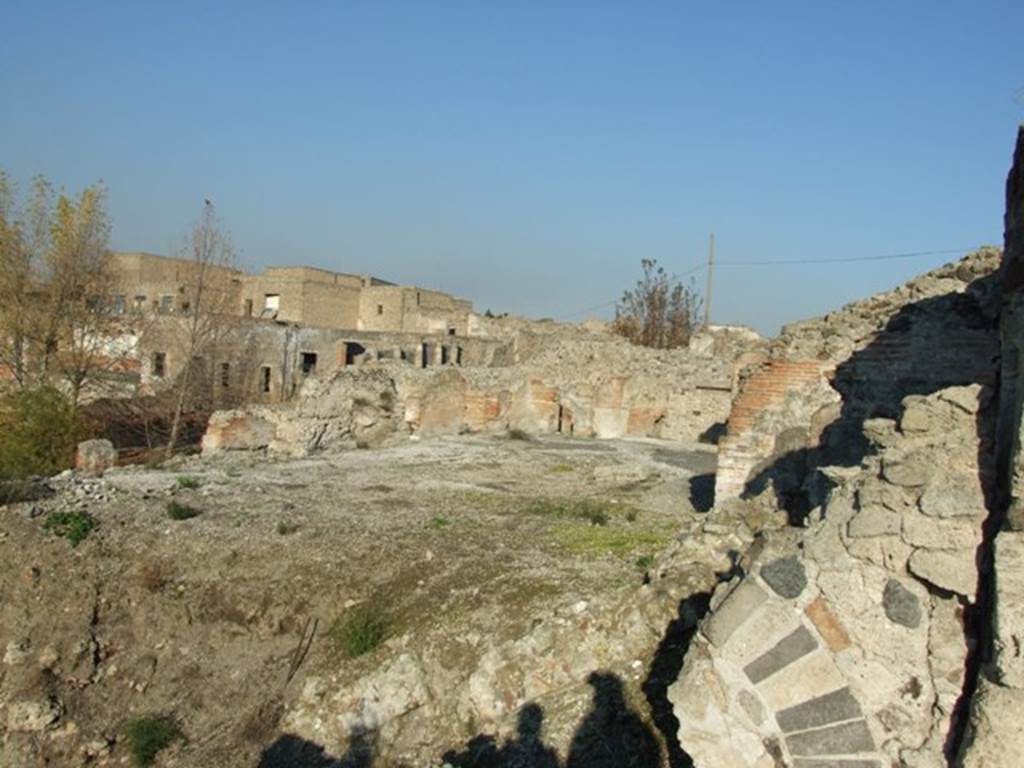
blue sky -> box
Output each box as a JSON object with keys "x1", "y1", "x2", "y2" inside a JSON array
[{"x1": 1, "y1": 1, "x2": 1021, "y2": 335}]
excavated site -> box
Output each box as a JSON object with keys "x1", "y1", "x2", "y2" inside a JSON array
[{"x1": 3, "y1": 127, "x2": 1024, "y2": 768}]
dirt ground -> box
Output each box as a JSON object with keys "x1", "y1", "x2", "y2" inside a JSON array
[{"x1": 0, "y1": 434, "x2": 715, "y2": 767}]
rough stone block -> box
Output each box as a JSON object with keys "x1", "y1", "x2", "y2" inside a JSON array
[
  {"x1": 899, "y1": 402, "x2": 933, "y2": 433},
  {"x1": 882, "y1": 452, "x2": 933, "y2": 487},
  {"x1": 919, "y1": 477, "x2": 985, "y2": 518},
  {"x1": 744, "y1": 625, "x2": 818, "y2": 684},
  {"x1": 75, "y1": 439, "x2": 117, "y2": 476},
  {"x1": 902, "y1": 512, "x2": 981, "y2": 551},
  {"x1": 760, "y1": 556, "x2": 807, "y2": 599},
  {"x1": 805, "y1": 597, "x2": 852, "y2": 652},
  {"x1": 775, "y1": 687, "x2": 863, "y2": 734},
  {"x1": 883, "y1": 579, "x2": 922, "y2": 629},
  {"x1": 960, "y1": 679, "x2": 1024, "y2": 767},
  {"x1": 908, "y1": 549, "x2": 977, "y2": 599},
  {"x1": 704, "y1": 580, "x2": 769, "y2": 648},
  {"x1": 993, "y1": 532, "x2": 1024, "y2": 687},
  {"x1": 938, "y1": 385, "x2": 983, "y2": 415},
  {"x1": 847, "y1": 507, "x2": 901, "y2": 538},
  {"x1": 785, "y1": 719, "x2": 875, "y2": 756}
]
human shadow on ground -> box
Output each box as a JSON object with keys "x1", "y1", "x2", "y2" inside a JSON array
[
  {"x1": 442, "y1": 703, "x2": 559, "y2": 768},
  {"x1": 641, "y1": 593, "x2": 712, "y2": 768},
  {"x1": 443, "y1": 671, "x2": 663, "y2": 768},
  {"x1": 258, "y1": 726, "x2": 375, "y2": 768},
  {"x1": 687, "y1": 473, "x2": 715, "y2": 513}
]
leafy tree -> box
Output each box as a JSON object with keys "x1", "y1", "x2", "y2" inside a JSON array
[
  {"x1": 612, "y1": 259, "x2": 703, "y2": 349},
  {"x1": 0, "y1": 170, "x2": 123, "y2": 404}
]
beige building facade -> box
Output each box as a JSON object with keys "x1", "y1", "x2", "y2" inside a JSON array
[{"x1": 108, "y1": 252, "x2": 473, "y2": 334}]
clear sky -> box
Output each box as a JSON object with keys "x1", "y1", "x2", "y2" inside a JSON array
[{"x1": 2, "y1": 1, "x2": 1021, "y2": 335}]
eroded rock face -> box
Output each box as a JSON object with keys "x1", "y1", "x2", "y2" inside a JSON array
[{"x1": 670, "y1": 384, "x2": 992, "y2": 767}]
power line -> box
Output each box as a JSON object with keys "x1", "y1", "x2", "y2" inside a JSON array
[
  {"x1": 715, "y1": 247, "x2": 974, "y2": 266},
  {"x1": 555, "y1": 246, "x2": 978, "y2": 321}
]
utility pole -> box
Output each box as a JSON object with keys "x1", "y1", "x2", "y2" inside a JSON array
[{"x1": 704, "y1": 232, "x2": 715, "y2": 328}]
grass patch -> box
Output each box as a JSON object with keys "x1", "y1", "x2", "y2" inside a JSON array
[
  {"x1": 124, "y1": 715, "x2": 182, "y2": 767},
  {"x1": 330, "y1": 603, "x2": 390, "y2": 659},
  {"x1": 548, "y1": 463, "x2": 576, "y2": 474},
  {"x1": 556, "y1": 526, "x2": 670, "y2": 556},
  {"x1": 42, "y1": 510, "x2": 97, "y2": 547},
  {"x1": 524, "y1": 498, "x2": 615, "y2": 526},
  {"x1": 166, "y1": 501, "x2": 202, "y2": 521},
  {"x1": 625, "y1": 509, "x2": 638, "y2": 523},
  {"x1": 176, "y1": 475, "x2": 201, "y2": 489},
  {"x1": 507, "y1": 428, "x2": 533, "y2": 441},
  {"x1": 275, "y1": 520, "x2": 299, "y2": 535},
  {"x1": 635, "y1": 554, "x2": 655, "y2": 570},
  {"x1": 429, "y1": 515, "x2": 451, "y2": 529}
]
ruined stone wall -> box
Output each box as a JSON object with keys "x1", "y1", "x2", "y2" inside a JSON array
[
  {"x1": 670, "y1": 127, "x2": 1024, "y2": 768},
  {"x1": 202, "y1": 328, "x2": 765, "y2": 455},
  {"x1": 714, "y1": 246, "x2": 1002, "y2": 510},
  {"x1": 957, "y1": 124, "x2": 1024, "y2": 766}
]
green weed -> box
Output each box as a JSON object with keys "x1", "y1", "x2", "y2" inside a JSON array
[
  {"x1": 42, "y1": 510, "x2": 97, "y2": 547},
  {"x1": 166, "y1": 501, "x2": 202, "y2": 520},
  {"x1": 124, "y1": 715, "x2": 182, "y2": 767}
]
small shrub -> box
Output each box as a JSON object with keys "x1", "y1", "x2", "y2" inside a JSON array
[
  {"x1": 0, "y1": 386, "x2": 85, "y2": 483},
  {"x1": 636, "y1": 554, "x2": 655, "y2": 570},
  {"x1": 352, "y1": 396, "x2": 372, "y2": 408},
  {"x1": 43, "y1": 510, "x2": 97, "y2": 547},
  {"x1": 625, "y1": 509, "x2": 638, "y2": 523},
  {"x1": 429, "y1": 515, "x2": 450, "y2": 529},
  {"x1": 276, "y1": 520, "x2": 299, "y2": 536},
  {"x1": 379, "y1": 390, "x2": 395, "y2": 412},
  {"x1": 577, "y1": 503, "x2": 609, "y2": 527},
  {"x1": 332, "y1": 603, "x2": 389, "y2": 658},
  {"x1": 124, "y1": 715, "x2": 182, "y2": 767},
  {"x1": 166, "y1": 501, "x2": 202, "y2": 520},
  {"x1": 176, "y1": 475, "x2": 201, "y2": 489},
  {"x1": 507, "y1": 428, "x2": 533, "y2": 441}
]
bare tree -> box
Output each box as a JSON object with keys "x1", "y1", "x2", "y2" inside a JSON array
[
  {"x1": 612, "y1": 259, "x2": 703, "y2": 349},
  {"x1": 163, "y1": 201, "x2": 240, "y2": 456}
]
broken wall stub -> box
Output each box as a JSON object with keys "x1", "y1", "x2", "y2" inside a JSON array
[
  {"x1": 671, "y1": 383, "x2": 993, "y2": 768},
  {"x1": 713, "y1": 246, "x2": 1002, "y2": 513}
]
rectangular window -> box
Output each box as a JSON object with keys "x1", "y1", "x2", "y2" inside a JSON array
[
  {"x1": 220, "y1": 362, "x2": 230, "y2": 387},
  {"x1": 112, "y1": 295, "x2": 126, "y2": 314},
  {"x1": 377, "y1": 304, "x2": 384, "y2": 315},
  {"x1": 261, "y1": 294, "x2": 280, "y2": 319},
  {"x1": 159, "y1": 295, "x2": 174, "y2": 314},
  {"x1": 153, "y1": 352, "x2": 166, "y2": 378},
  {"x1": 244, "y1": 299, "x2": 253, "y2": 316},
  {"x1": 260, "y1": 366, "x2": 271, "y2": 393},
  {"x1": 301, "y1": 352, "x2": 318, "y2": 376},
  {"x1": 416, "y1": 292, "x2": 421, "y2": 306}
]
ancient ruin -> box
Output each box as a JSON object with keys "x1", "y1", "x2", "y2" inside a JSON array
[{"x1": 2, "y1": 129, "x2": 1023, "y2": 767}]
